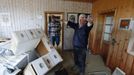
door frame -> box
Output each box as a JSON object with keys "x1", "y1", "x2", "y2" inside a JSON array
[
  {"x1": 44, "y1": 11, "x2": 64, "y2": 51},
  {"x1": 98, "y1": 9, "x2": 117, "y2": 62}
]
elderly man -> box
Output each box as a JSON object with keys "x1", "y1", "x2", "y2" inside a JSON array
[{"x1": 67, "y1": 14, "x2": 93, "y2": 75}]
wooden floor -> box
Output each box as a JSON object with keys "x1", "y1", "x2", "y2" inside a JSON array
[{"x1": 46, "y1": 50, "x2": 111, "y2": 75}]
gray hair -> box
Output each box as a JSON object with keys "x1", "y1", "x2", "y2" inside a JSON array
[
  {"x1": 78, "y1": 14, "x2": 87, "y2": 25},
  {"x1": 79, "y1": 14, "x2": 86, "y2": 21}
]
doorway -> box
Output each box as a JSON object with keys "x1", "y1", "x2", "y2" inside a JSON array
[
  {"x1": 98, "y1": 11, "x2": 115, "y2": 62},
  {"x1": 44, "y1": 12, "x2": 64, "y2": 52}
]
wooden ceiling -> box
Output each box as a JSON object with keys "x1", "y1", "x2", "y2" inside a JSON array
[{"x1": 65, "y1": 0, "x2": 97, "y2": 3}]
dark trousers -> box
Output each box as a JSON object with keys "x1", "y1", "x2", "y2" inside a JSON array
[
  {"x1": 50, "y1": 35, "x2": 60, "y2": 46},
  {"x1": 73, "y1": 48, "x2": 86, "y2": 73}
]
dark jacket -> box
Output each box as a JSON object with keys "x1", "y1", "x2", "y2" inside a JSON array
[{"x1": 67, "y1": 21, "x2": 93, "y2": 48}]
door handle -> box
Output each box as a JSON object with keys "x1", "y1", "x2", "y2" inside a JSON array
[{"x1": 111, "y1": 38, "x2": 116, "y2": 46}]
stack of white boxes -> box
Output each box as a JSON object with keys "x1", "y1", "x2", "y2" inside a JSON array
[
  {"x1": 24, "y1": 32, "x2": 63, "y2": 75},
  {"x1": 24, "y1": 58, "x2": 49, "y2": 75},
  {"x1": 10, "y1": 28, "x2": 43, "y2": 55}
]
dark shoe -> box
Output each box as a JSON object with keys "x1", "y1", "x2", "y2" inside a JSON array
[
  {"x1": 71, "y1": 65, "x2": 79, "y2": 71},
  {"x1": 71, "y1": 65, "x2": 80, "y2": 74}
]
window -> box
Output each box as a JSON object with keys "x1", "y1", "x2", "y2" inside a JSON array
[{"x1": 103, "y1": 16, "x2": 113, "y2": 41}]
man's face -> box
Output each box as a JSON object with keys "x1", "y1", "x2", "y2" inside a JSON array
[
  {"x1": 79, "y1": 16, "x2": 86, "y2": 26},
  {"x1": 51, "y1": 18, "x2": 56, "y2": 22}
]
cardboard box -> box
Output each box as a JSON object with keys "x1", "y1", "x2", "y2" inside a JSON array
[
  {"x1": 25, "y1": 29, "x2": 38, "y2": 40},
  {"x1": 34, "y1": 28, "x2": 44, "y2": 38},
  {"x1": 42, "y1": 54, "x2": 55, "y2": 69},
  {"x1": 36, "y1": 36, "x2": 53, "y2": 56},
  {"x1": 24, "y1": 63, "x2": 36, "y2": 75},
  {"x1": 24, "y1": 58, "x2": 49, "y2": 75},
  {"x1": 11, "y1": 38, "x2": 40, "y2": 55},
  {"x1": 31, "y1": 58, "x2": 49, "y2": 75},
  {"x1": 49, "y1": 50, "x2": 63, "y2": 65},
  {"x1": 11, "y1": 31, "x2": 29, "y2": 43},
  {"x1": 36, "y1": 40, "x2": 49, "y2": 56},
  {"x1": 41, "y1": 37, "x2": 54, "y2": 52},
  {"x1": 10, "y1": 29, "x2": 41, "y2": 55}
]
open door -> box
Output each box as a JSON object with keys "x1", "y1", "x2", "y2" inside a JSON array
[
  {"x1": 44, "y1": 11, "x2": 64, "y2": 52},
  {"x1": 106, "y1": 30, "x2": 131, "y2": 71},
  {"x1": 99, "y1": 12, "x2": 115, "y2": 62},
  {"x1": 98, "y1": 11, "x2": 132, "y2": 72}
]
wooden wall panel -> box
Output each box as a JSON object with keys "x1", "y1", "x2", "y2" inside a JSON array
[
  {"x1": 92, "y1": 0, "x2": 134, "y2": 75},
  {"x1": 130, "y1": 61, "x2": 134, "y2": 75},
  {"x1": 101, "y1": 42, "x2": 109, "y2": 62},
  {"x1": 106, "y1": 45, "x2": 114, "y2": 66},
  {"x1": 110, "y1": 43, "x2": 119, "y2": 70},
  {"x1": 116, "y1": 40, "x2": 125, "y2": 67},
  {"x1": 124, "y1": 55, "x2": 133, "y2": 75},
  {"x1": 65, "y1": 0, "x2": 97, "y2": 3},
  {"x1": 119, "y1": 52, "x2": 128, "y2": 71}
]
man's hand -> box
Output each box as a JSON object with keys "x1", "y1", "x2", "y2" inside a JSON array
[
  {"x1": 87, "y1": 15, "x2": 94, "y2": 26},
  {"x1": 87, "y1": 15, "x2": 93, "y2": 24}
]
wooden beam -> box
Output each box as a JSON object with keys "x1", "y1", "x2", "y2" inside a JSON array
[{"x1": 65, "y1": 0, "x2": 97, "y2": 3}]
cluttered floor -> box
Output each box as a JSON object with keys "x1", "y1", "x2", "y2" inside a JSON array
[
  {"x1": 46, "y1": 50, "x2": 111, "y2": 75},
  {"x1": 0, "y1": 28, "x2": 123, "y2": 75}
]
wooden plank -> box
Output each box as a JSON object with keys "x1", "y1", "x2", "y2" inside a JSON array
[
  {"x1": 106, "y1": 44, "x2": 114, "y2": 66},
  {"x1": 119, "y1": 38, "x2": 129, "y2": 71},
  {"x1": 64, "y1": 0, "x2": 97, "y2": 3},
  {"x1": 124, "y1": 55, "x2": 133, "y2": 75},
  {"x1": 116, "y1": 41, "x2": 125, "y2": 67},
  {"x1": 119, "y1": 52, "x2": 128, "y2": 71},
  {"x1": 108, "y1": 31, "x2": 121, "y2": 70},
  {"x1": 109, "y1": 43, "x2": 119, "y2": 70},
  {"x1": 92, "y1": 0, "x2": 134, "y2": 75},
  {"x1": 115, "y1": 30, "x2": 127, "y2": 67},
  {"x1": 102, "y1": 43, "x2": 110, "y2": 62},
  {"x1": 130, "y1": 59, "x2": 134, "y2": 75}
]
